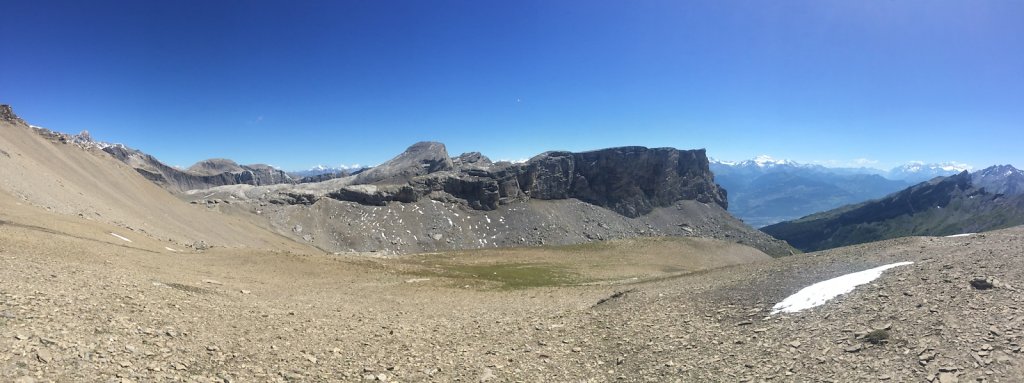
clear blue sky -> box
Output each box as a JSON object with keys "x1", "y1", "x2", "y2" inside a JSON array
[{"x1": 2, "y1": 0, "x2": 1022, "y2": 170}]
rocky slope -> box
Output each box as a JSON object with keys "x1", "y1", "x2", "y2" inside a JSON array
[
  {"x1": 763, "y1": 167, "x2": 1024, "y2": 252},
  {"x1": 0, "y1": 105, "x2": 313, "y2": 251},
  {"x1": 103, "y1": 146, "x2": 295, "y2": 192}
]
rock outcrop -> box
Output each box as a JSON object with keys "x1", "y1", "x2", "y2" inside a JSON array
[
  {"x1": 1, "y1": 104, "x2": 27, "y2": 126},
  {"x1": 324, "y1": 142, "x2": 727, "y2": 218},
  {"x1": 531, "y1": 147, "x2": 727, "y2": 217}
]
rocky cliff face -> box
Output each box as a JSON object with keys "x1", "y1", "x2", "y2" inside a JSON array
[
  {"x1": 325, "y1": 142, "x2": 727, "y2": 218},
  {"x1": 523, "y1": 146, "x2": 728, "y2": 216}
]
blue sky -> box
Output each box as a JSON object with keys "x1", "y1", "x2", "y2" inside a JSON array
[{"x1": 2, "y1": 0, "x2": 1022, "y2": 170}]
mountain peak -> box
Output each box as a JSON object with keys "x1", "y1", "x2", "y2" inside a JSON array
[
  {"x1": 750, "y1": 155, "x2": 794, "y2": 167},
  {"x1": 352, "y1": 141, "x2": 453, "y2": 184},
  {"x1": 712, "y1": 155, "x2": 799, "y2": 168},
  {"x1": 886, "y1": 161, "x2": 972, "y2": 182},
  {"x1": 972, "y1": 164, "x2": 1024, "y2": 196}
]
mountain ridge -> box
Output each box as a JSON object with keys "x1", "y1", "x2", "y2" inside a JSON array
[{"x1": 762, "y1": 165, "x2": 1024, "y2": 251}]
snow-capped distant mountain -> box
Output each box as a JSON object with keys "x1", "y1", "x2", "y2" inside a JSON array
[
  {"x1": 886, "y1": 161, "x2": 972, "y2": 183},
  {"x1": 289, "y1": 164, "x2": 365, "y2": 179},
  {"x1": 712, "y1": 155, "x2": 808, "y2": 170},
  {"x1": 710, "y1": 156, "x2": 910, "y2": 227}
]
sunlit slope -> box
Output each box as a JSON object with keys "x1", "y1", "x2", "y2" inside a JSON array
[{"x1": 0, "y1": 112, "x2": 311, "y2": 251}]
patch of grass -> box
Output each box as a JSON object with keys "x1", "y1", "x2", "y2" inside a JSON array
[
  {"x1": 447, "y1": 263, "x2": 578, "y2": 289},
  {"x1": 404, "y1": 262, "x2": 579, "y2": 290}
]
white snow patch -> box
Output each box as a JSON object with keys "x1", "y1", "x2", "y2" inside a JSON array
[
  {"x1": 770, "y1": 262, "x2": 913, "y2": 314},
  {"x1": 164, "y1": 247, "x2": 178, "y2": 252},
  {"x1": 944, "y1": 233, "x2": 976, "y2": 238},
  {"x1": 110, "y1": 233, "x2": 133, "y2": 242}
]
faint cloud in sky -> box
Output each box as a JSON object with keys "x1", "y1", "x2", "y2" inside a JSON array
[{"x1": 852, "y1": 158, "x2": 879, "y2": 166}]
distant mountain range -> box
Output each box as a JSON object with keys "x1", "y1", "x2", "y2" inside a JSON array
[
  {"x1": 710, "y1": 156, "x2": 970, "y2": 228},
  {"x1": 761, "y1": 165, "x2": 1024, "y2": 252},
  {"x1": 288, "y1": 164, "x2": 367, "y2": 180}
]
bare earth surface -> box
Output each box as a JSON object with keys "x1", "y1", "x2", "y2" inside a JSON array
[{"x1": 2, "y1": 199, "x2": 1022, "y2": 382}]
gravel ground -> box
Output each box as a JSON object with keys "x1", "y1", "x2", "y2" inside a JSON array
[{"x1": 2, "y1": 217, "x2": 1022, "y2": 382}]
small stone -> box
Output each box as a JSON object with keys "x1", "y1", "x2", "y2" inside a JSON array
[
  {"x1": 118, "y1": 360, "x2": 132, "y2": 368},
  {"x1": 36, "y1": 349, "x2": 53, "y2": 363},
  {"x1": 375, "y1": 373, "x2": 388, "y2": 381},
  {"x1": 479, "y1": 367, "x2": 496, "y2": 382},
  {"x1": 572, "y1": 347, "x2": 582, "y2": 353},
  {"x1": 970, "y1": 277, "x2": 995, "y2": 290},
  {"x1": 14, "y1": 334, "x2": 28, "y2": 340},
  {"x1": 39, "y1": 337, "x2": 58, "y2": 346},
  {"x1": 240, "y1": 290, "x2": 251, "y2": 294},
  {"x1": 919, "y1": 351, "x2": 937, "y2": 362},
  {"x1": 281, "y1": 371, "x2": 304, "y2": 380},
  {"x1": 207, "y1": 345, "x2": 220, "y2": 352},
  {"x1": 202, "y1": 279, "x2": 223, "y2": 285},
  {"x1": 788, "y1": 341, "x2": 802, "y2": 348},
  {"x1": 304, "y1": 354, "x2": 317, "y2": 364},
  {"x1": 937, "y1": 372, "x2": 958, "y2": 383},
  {"x1": 844, "y1": 344, "x2": 863, "y2": 353}
]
